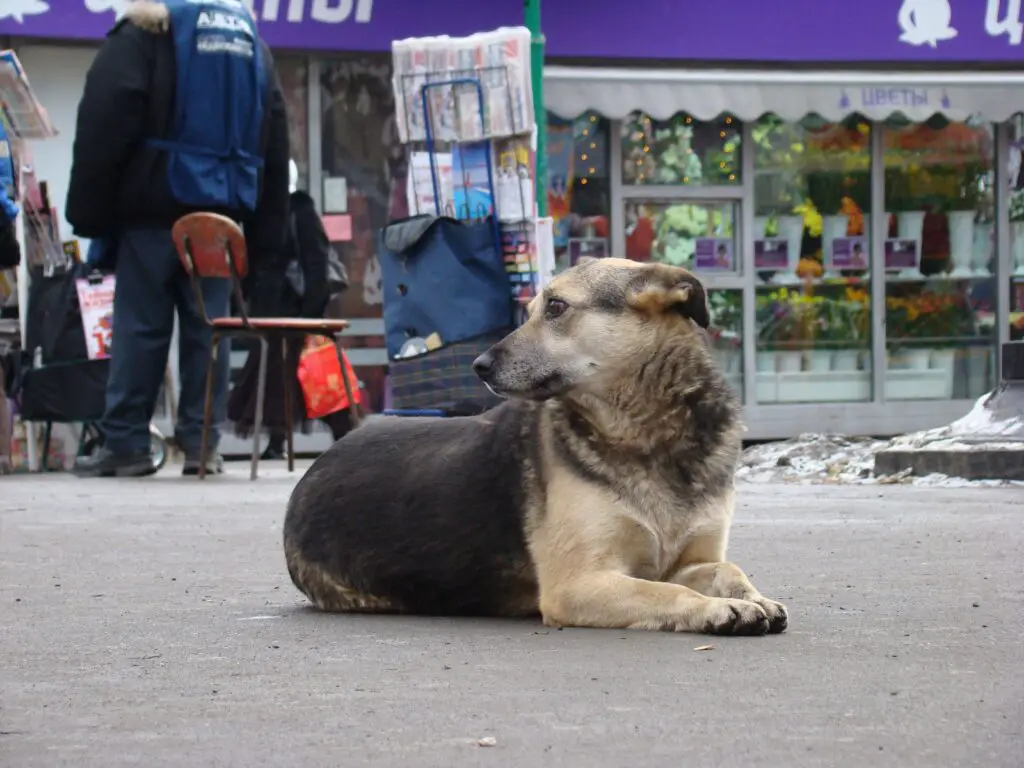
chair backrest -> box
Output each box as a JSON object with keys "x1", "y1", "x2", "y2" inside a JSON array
[{"x1": 172, "y1": 212, "x2": 248, "y2": 279}]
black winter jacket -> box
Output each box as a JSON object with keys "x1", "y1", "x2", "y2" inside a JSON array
[{"x1": 65, "y1": 1, "x2": 290, "y2": 273}]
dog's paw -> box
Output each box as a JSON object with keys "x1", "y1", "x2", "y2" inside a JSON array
[
  {"x1": 745, "y1": 596, "x2": 788, "y2": 634},
  {"x1": 753, "y1": 597, "x2": 788, "y2": 634},
  {"x1": 699, "y1": 598, "x2": 769, "y2": 636}
]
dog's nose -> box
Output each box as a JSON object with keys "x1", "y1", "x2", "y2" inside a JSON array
[{"x1": 472, "y1": 351, "x2": 495, "y2": 379}]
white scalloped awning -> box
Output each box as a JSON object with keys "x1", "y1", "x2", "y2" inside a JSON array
[{"x1": 544, "y1": 67, "x2": 1024, "y2": 123}]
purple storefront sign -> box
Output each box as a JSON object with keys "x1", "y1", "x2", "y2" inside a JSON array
[
  {"x1": 3, "y1": 1, "x2": 1024, "y2": 61},
  {"x1": 753, "y1": 238, "x2": 789, "y2": 270},
  {"x1": 885, "y1": 238, "x2": 919, "y2": 270}
]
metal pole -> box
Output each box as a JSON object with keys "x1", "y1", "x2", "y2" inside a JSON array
[{"x1": 524, "y1": 0, "x2": 547, "y2": 217}]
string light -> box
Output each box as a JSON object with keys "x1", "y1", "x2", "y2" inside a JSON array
[
  {"x1": 589, "y1": 142, "x2": 596, "y2": 149},
  {"x1": 581, "y1": 153, "x2": 588, "y2": 161},
  {"x1": 642, "y1": 145, "x2": 650, "y2": 153}
]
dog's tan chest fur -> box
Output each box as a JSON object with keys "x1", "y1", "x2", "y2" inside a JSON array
[{"x1": 532, "y1": 457, "x2": 735, "y2": 588}]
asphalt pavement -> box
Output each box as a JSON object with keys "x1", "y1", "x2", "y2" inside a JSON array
[{"x1": 2, "y1": 465, "x2": 1022, "y2": 767}]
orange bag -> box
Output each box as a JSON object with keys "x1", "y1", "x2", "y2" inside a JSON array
[{"x1": 296, "y1": 336, "x2": 363, "y2": 419}]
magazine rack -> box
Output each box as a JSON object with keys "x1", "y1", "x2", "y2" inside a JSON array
[{"x1": 0, "y1": 49, "x2": 59, "y2": 471}]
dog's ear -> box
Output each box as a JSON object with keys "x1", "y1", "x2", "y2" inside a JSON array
[{"x1": 626, "y1": 264, "x2": 710, "y2": 329}]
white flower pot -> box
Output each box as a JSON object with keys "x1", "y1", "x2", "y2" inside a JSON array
[
  {"x1": 776, "y1": 350, "x2": 803, "y2": 373},
  {"x1": 930, "y1": 348, "x2": 956, "y2": 399},
  {"x1": 757, "y1": 351, "x2": 777, "y2": 372},
  {"x1": 972, "y1": 221, "x2": 993, "y2": 276},
  {"x1": 807, "y1": 349, "x2": 833, "y2": 372},
  {"x1": 713, "y1": 348, "x2": 741, "y2": 374},
  {"x1": 946, "y1": 211, "x2": 975, "y2": 277},
  {"x1": 822, "y1": 214, "x2": 848, "y2": 276},
  {"x1": 1013, "y1": 222, "x2": 1024, "y2": 277},
  {"x1": 905, "y1": 348, "x2": 933, "y2": 370},
  {"x1": 965, "y1": 348, "x2": 991, "y2": 399},
  {"x1": 832, "y1": 350, "x2": 860, "y2": 371},
  {"x1": 896, "y1": 210, "x2": 926, "y2": 279},
  {"x1": 774, "y1": 215, "x2": 803, "y2": 285}
]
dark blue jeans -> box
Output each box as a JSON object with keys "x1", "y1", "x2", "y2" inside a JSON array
[{"x1": 101, "y1": 229, "x2": 230, "y2": 455}]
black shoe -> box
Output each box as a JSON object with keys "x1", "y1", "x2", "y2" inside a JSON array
[
  {"x1": 260, "y1": 444, "x2": 286, "y2": 461},
  {"x1": 182, "y1": 451, "x2": 225, "y2": 476},
  {"x1": 73, "y1": 447, "x2": 158, "y2": 478}
]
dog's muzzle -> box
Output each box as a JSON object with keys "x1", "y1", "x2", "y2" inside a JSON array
[{"x1": 472, "y1": 351, "x2": 496, "y2": 382}]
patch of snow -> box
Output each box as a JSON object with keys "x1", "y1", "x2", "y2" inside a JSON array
[{"x1": 737, "y1": 429, "x2": 1023, "y2": 488}]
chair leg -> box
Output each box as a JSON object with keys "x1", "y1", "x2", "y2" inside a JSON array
[
  {"x1": 199, "y1": 334, "x2": 218, "y2": 481},
  {"x1": 250, "y1": 336, "x2": 269, "y2": 481},
  {"x1": 335, "y1": 333, "x2": 361, "y2": 428},
  {"x1": 281, "y1": 336, "x2": 295, "y2": 473}
]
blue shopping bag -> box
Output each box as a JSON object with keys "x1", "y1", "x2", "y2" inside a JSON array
[{"x1": 379, "y1": 215, "x2": 512, "y2": 360}]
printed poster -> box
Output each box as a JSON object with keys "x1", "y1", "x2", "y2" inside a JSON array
[
  {"x1": 694, "y1": 238, "x2": 735, "y2": 271},
  {"x1": 75, "y1": 274, "x2": 115, "y2": 360},
  {"x1": 546, "y1": 121, "x2": 575, "y2": 249}
]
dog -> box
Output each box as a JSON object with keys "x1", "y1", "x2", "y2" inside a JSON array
[{"x1": 283, "y1": 259, "x2": 788, "y2": 635}]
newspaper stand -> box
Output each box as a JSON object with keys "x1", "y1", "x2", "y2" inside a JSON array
[
  {"x1": 385, "y1": 29, "x2": 554, "y2": 417},
  {"x1": 0, "y1": 50, "x2": 58, "y2": 471}
]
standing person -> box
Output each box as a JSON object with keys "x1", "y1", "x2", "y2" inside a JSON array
[
  {"x1": 66, "y1": 0, "x2": 291, "y2": 477},
  {"x1": 227, "y1": 159, "x2": 353, "y2": 458}
]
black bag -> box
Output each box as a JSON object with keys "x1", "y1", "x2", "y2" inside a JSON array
[
  {"x1": 20, "y1": 359, "x2": 109, "y2": 423},
  {"x1": 378, "y1": 215, "x2": 512, "y2": 360},
  {"x1": 0, "y1": 214, "x2": 19, "y2": 270},
  {"x1": 19, "y1": 263, "x2": 110, "y2": 423},
  {"x1": 389, "y1": 329, "x2": 508, "y2": 412},
  {"x1": 24, "y1": 264, "x2": 95, "y2": 364}
]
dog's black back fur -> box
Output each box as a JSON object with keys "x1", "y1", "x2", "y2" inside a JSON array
[{"x1": 283, "y1": 402, "x2": 538, "y2": 616}]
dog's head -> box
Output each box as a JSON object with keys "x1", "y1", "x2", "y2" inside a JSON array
[{"x1": 473, "y1": 258, "x2": 711, "y2": 401}]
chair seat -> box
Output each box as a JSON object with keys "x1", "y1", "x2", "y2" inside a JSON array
[{"x1": 211, "y1": 317, "x2": 350, "y2": 332}]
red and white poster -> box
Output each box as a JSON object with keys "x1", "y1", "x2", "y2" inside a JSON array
[{"x1": 75, "y1": 275, "x2": 115, "y2": 360}]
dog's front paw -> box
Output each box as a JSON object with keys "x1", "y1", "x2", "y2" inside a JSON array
[
  {"x1": 700, "y1": 598, "x2": 769, "y2": 636},
  {"x1": 749, "y1": 596, "x2": 788, "y2": 634}
]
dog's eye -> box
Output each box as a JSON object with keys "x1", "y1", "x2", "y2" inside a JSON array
[{"x1": 544, "y1": 297, "x2": 568, "y2": 319}]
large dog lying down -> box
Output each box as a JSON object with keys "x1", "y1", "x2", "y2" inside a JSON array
[{"x1": 283, "y1": 259, "x2": 787, "y2": 635}]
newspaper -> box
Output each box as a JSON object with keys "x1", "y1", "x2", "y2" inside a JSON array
[
  {"x1": 392, "y1": 27, "x2": 533, "y2": 144},
  {"x1": 0, "y1": 51, "x2": 57, "y2": 140}
]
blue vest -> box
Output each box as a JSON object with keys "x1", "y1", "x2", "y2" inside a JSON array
[{"x1": 146, "y1": 0, "x2": 267, "y2": 213}]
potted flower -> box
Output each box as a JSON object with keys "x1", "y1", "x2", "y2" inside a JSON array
[
  {"x1": 885, "y1": 168, "x2": 925, "y2": 279},
  {"x1": 1010, "y1": 189, "x2": 1024, "y2": 276},
  {"x1": 708, "y1": 291, "x2": 743, "y2": 379},
  {"x1": 943, "y1": 167, "x2": 981, "y2": 277},
  {"x1": 756, "y1": 288, "x2": 802, "y2": 373}
]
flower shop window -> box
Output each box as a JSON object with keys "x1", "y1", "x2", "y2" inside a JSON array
[
  {"x1": 621, "y1": 112, "x2": 741, "y2": 187},
  {"x1": 752, "y1": 114, "x2": 873, "y2": 404},
  {"x1": 882, "y1": 116, "x2": 996, "y2": 402},
  {"x1": 623, "y1": 201, "x2": 740, "y2": 274},
  {"x1": 1009, "y1": 117, "x2": 1024, "y2": 345},
  {"x1": 548, "y1": 111, "x2": 611, "y2": 272}
]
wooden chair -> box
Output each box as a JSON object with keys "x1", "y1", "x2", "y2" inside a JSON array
[{"x1": 171, "y1": 212, "x2": 360, "y2": 480}]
